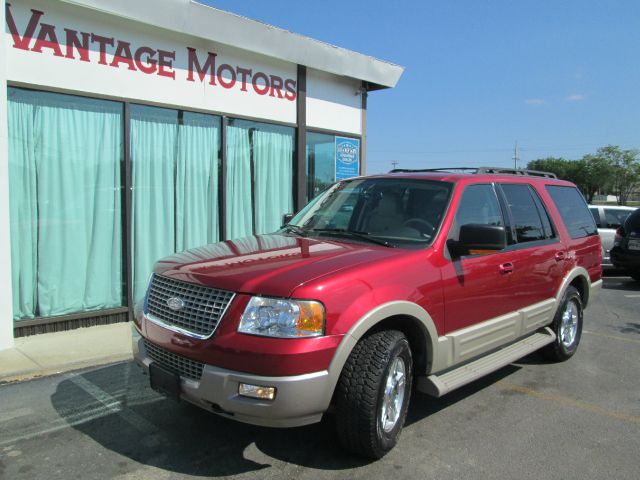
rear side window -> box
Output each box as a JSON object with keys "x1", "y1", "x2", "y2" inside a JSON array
[
  {"x1": 546, "y1": 186, "x2": 597, "y2": 239},
  {"x1": 603, "y1": 208, "x2": 632, "y2": 229},
  {"x1": 500, "y1": 184, "x2": 547, "y2": 243}
]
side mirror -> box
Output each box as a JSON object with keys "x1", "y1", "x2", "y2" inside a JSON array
[
  {"x1": 282, "y1": 213, "x2": 294, "y2": 225},
  {"x1": 448, "y1": 224, "x2": 506, "y2": 257}
]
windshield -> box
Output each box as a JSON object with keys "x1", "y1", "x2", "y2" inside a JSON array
[{"x1": 285, "y1": 178, "x2": 453, "y2": 248}]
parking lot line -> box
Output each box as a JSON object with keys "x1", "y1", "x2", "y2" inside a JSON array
[
  {"x1": 583, "y1": 330, "x2": 640, "y2": 344},
  {"x1": 497, "y1": 381, "x2": 640, "y2": 425}
]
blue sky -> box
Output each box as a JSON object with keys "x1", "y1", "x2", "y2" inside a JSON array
[{"x1": 201, "y1": 0, "x2": 640, "y2": 174}]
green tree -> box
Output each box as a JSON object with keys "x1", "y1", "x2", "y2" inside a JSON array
[
  {"x1": 527, "y1": 157, "x2": 596, "y2": 199},
  {"x1": 594, "y1": 146, "x2": 640, "y2": 205},
  {"x1": 578, "y1": 153, "x2": 615, "y2": 203},
  {"x1": 527, "y1": 157, "x2": 571, "y2": 179}
]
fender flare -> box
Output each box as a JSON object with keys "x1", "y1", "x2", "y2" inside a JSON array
[
  {"x1": 555, "y1": 266, "x2": 594, "y2": 307},
  {"x1": 319, "y1": 301, "x2": 439, "y2": 409}
]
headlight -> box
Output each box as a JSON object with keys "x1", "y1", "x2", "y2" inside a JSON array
[{"x1": 238, "y1": 297, "x2": 325, "y2": 338}]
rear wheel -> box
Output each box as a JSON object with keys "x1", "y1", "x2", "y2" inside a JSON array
[
  {"x1": 543, "y1": 286, "x2": 583, "y2": 361},
  {"x1": 335, "y1": 330, "x2": 413, "y2": 459}
]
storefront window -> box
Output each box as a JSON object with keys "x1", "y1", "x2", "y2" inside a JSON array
[
  {"x1": 306, "y1": 132, "x2": 361, "y2": 201},
  {"x1": 225, "y1": 119, "x2": 294, "y2": 239},
  {"x1": 306, "y1": 132, "x2": 335, "y2": 200},
  {"x1": 130, "y1": 105, "x2": 221, "y2": 302},
  {"x1": 8, "y1": 88, "x2": 124, "y2": 320}
]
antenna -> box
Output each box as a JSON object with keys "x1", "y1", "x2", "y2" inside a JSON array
[{"x1": 512, "y1": 141, "x2": 520, "y2": 168}]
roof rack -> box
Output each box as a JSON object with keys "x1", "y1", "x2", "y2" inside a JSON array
[{"x1": 389, "y1": 167, "x2": 557, "y2": 179}]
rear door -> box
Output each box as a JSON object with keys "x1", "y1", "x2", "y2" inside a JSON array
[{"x1": 497, "y1": 183, "x2": 564, "y2": 308}]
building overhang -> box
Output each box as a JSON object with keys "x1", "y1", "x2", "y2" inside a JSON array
[{"x1": 60, "y1": 0, "x2": 404, "y2": 90}]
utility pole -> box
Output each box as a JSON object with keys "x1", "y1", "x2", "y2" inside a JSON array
[
  {"x1": 512, "y1": 141, "x2": 520, "y2": 169},
  {"x1": 391, "y1": 160, "x2": 399, "y2": 170}
]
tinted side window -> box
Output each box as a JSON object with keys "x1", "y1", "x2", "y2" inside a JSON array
[
  {"x1": 589, "y1": 207, "x2": 603, "y2": 228},
  {"x1": 603, "y1": 208, "x2": 631, "y2": 229},
  {"x1": 531, "y1": 188, "x2": 556, "y2": 238},
  {"x1": 500, "y1": 184, "x2": 546, "y2": 243},
  {"x1": 451, "y1": 184, "x2": 503, "y2": 241},
  {"x1": 546, "y1": 186, "x2": 598, "y2": 239}
]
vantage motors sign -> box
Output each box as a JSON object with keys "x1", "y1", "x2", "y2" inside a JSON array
[{"x1": 5, "y1": 0, "x2": 298, "y2": 123}]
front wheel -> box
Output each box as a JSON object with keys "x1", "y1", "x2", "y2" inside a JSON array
[
  {"x1": 543, "y1": 286, "x2": 583, "y2": 361},
  {"x1": 334, "y1": 330, "x2": 413, "y2": 459}
]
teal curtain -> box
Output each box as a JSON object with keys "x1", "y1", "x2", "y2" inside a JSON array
[
  {"x1": 7, "y1": 94, "x2": 37, "y2": 319},
  {"x1": 176, "y1": 112, "x2": 220, "y2": 251},
  {"x1": 130, "y1": 106, "x2": 178, "y2": 302},
  {"x1": 225, "y1": 124, "x2": 253, "y2": 239},
  {"x1": 131, "y1": 106, "x2": 221, "y2": 302},
  {"x1": 8, "y1": 89, "x2": 123, "y2": 319},
  {"x1": 254, "y1": 128, "x2": 293, "y2": 234}
]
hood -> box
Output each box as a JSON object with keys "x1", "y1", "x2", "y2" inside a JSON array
[{"x1": 154, "y1": 233, "x2": 404, "y2": 297}]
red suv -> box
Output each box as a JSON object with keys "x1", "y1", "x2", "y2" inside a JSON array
[{"x1": 134, "y1": 167, "x2": 602, "y2": 458}]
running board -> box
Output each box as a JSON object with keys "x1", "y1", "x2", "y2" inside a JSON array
[{"x1": 417, "y1": 328, "x2": 556, "y2": 398}]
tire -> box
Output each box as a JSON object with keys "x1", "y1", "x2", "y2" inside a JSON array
[
  {"x1": 334, "y1": 330, "x2": 413, "y2": 459},
  {"x1": 543, "y1": 286, "x2": 583, "y2": 361},
  {"x1": 630, "y1": 271, "x2": 640, "y2": 282}
]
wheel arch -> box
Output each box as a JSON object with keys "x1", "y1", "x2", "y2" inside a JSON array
[
  {"x1": 322, "y1": 301, "x2": 439, "y2": 409},
  {"x1": 556, "y1": 267, "x2": 591, "y2": 307}
]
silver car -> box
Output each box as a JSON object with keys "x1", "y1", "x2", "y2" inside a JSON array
[{"x1": 589, "y1": 205, "x2": 636, "y2": 268}]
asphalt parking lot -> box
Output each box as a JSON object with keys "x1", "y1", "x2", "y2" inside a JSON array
[{"x1": 1, "y1": 273, "x2": 639, "y2": 480}]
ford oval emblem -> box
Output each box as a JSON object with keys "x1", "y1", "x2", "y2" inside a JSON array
[{"x1": 166, "y1": 297, "x2": 185, "y2": 311}]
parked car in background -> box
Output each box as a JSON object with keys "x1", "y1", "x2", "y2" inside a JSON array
[
  {"x1": 610, "y1": 208, "x2": 640, "y2": 281},
  {"x1": 589, "y1": 205, "x2": 636, "y2": 268}
]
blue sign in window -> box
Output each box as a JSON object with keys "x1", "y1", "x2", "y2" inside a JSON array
[{"x1": 335, "y1": 136, "x2": 360, "y2": 181}]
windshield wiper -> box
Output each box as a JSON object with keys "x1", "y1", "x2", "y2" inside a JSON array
[
  {"x1": 311, "y1": 228, "x2": 396, "y2": 248},
  {"x1": 281, "y1": 224, "x2": 308, "y2": 237}
]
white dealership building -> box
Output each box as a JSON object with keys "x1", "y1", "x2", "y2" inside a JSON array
[{"x1": 0, "y1": 0, "x2": 402, "y2": 348}]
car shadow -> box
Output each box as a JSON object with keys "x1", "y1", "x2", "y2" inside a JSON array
[{"x1": 50, "y1": 361, "x2": 521, "y2": 475}]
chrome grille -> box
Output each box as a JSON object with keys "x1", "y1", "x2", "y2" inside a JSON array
[
  {"x1": 144, "y1": 340, "x2": 204, "y2": 380},
  {"x1": 147, "y1": 275, "x2": 234, "y2": 337}
]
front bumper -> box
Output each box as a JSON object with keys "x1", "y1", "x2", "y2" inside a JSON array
[{"x1": 133, "y1": 337, "x2": 332, "y2": 428}]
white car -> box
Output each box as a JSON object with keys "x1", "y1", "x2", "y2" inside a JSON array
[{"x1": 589, "y1": 205, "x2": 636, "y2": 268}]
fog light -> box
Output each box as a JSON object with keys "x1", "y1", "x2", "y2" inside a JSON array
[{"x1": 238, "y1": 383, "x2": 276, "y2": 400}]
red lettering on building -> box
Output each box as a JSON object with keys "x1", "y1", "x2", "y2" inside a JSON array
[
  {"x1": 269, "y1": 75, "x2": 284, "y2": 98},
  {"x1": 236, "y1": 67, "x2": 252, "y2": 92},
  {"x1": 157, "y1": 49, "x2": 176, "y2": 79},
  {"x1": 64, "y1": 29, "x2": 90, "y2": 62},
  {"x1": 217, "y1": 63, "x2": 236, "y2": 89},
  {"x1": 110, "y1": 40, "x2": 136, "y2": 70},
  {"x1": 134, "y1": 47, "x2": 157, "y2": 74},
  {"x1": 284, "y1": 79, "x2": 297, "y2": 101},
  {"x1": 5, "y1": 4, "x2": 297, "y2": 100},
  {"x1": 90, "y1": 33, "x2": 114, "y2": 65},
  {"x1": 187, "y1": 48, "x2": 217, "y2": 85},
  {"x1": 31, "y1": 23, "x2": 63, "y2": 57},
  {"x1": 252, "y1": 72, "x2": 270, "y2": 96},
  {"x1": 5, "y1": 4, "x2": 43, "y2": 51}
]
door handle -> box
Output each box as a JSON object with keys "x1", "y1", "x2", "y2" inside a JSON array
[
  {"x1": 499, "y1": 262, "x2": 514, "y2": 274},
  {"x1": 555, "y1": 251, "x2": 566, "y2": 262}
]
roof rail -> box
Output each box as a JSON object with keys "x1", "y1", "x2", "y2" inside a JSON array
[{"x1": 389, "y1": 167, "x2": 557, "y2": 179}]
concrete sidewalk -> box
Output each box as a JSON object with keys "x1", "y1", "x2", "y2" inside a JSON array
[{"x1": 0, "y1": 323, "x2": 135, "y2": 384}]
